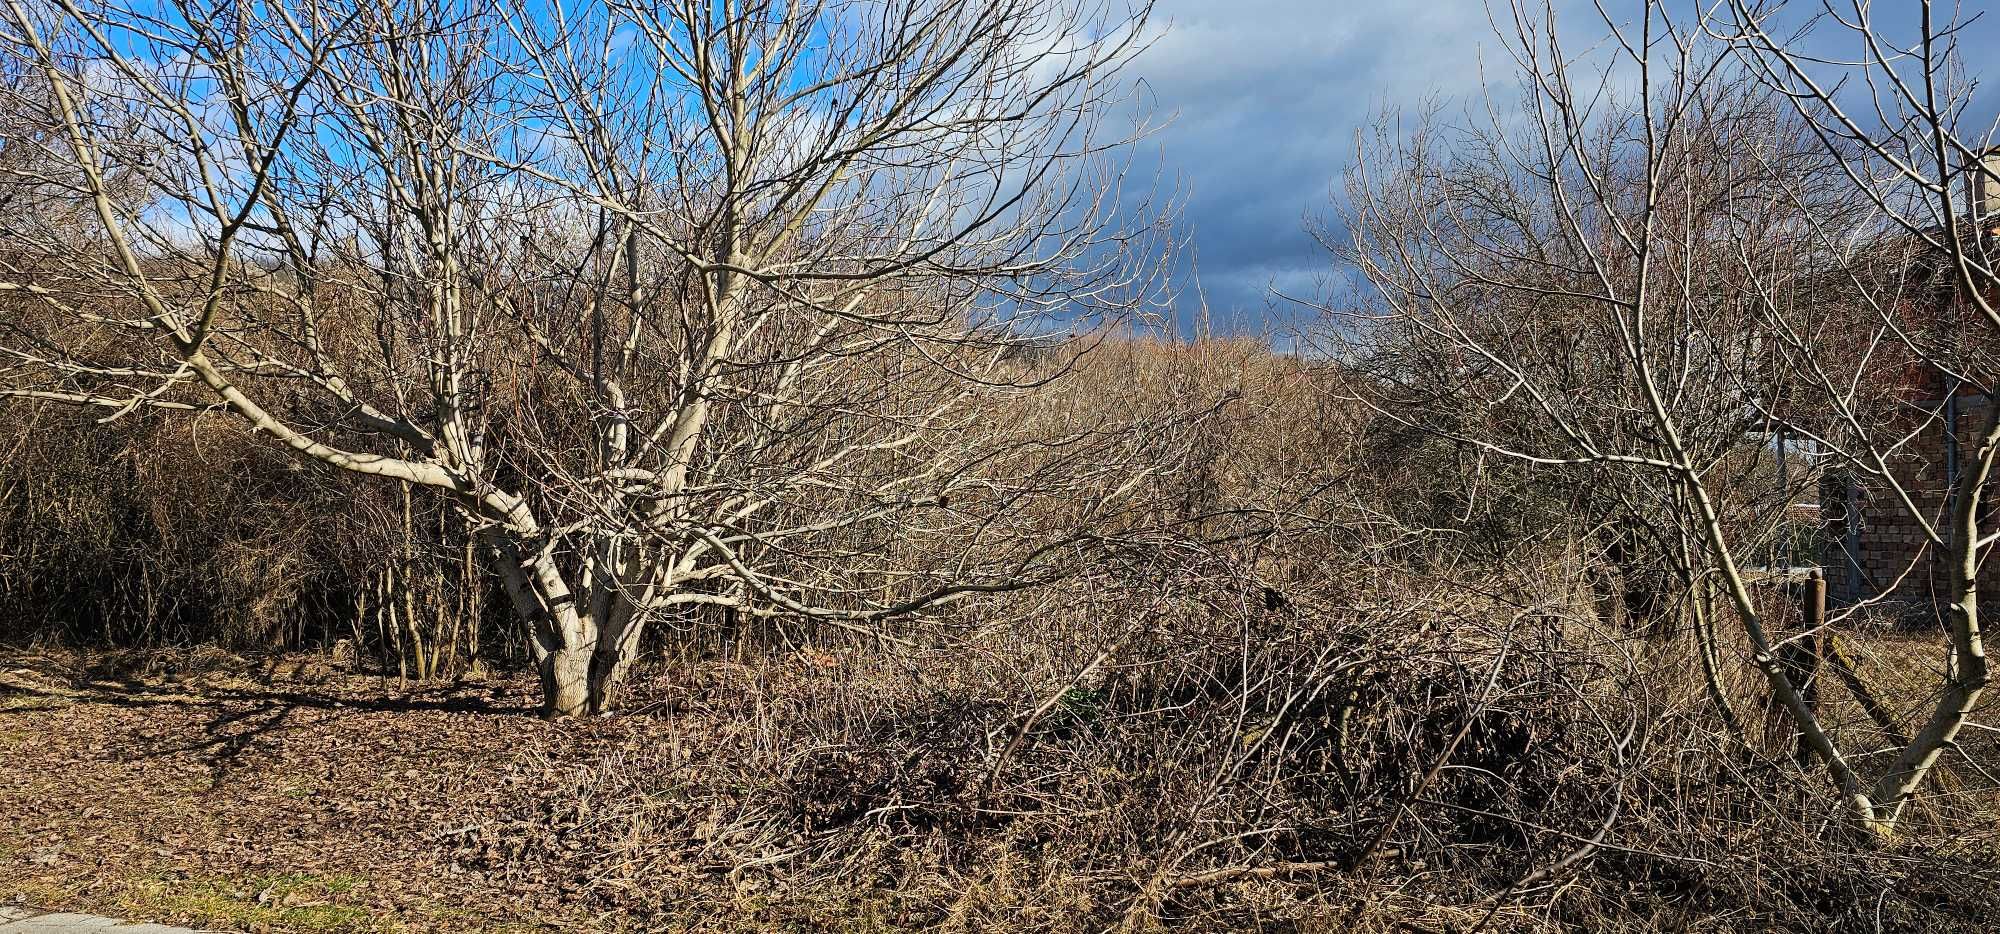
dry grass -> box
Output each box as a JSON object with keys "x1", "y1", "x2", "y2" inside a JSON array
[
  {"x1": 4, "y1": 336, "x2": 2000, "y2": 931},
  {"x1": 6, "y1": 550, "x2": 1999, "y2": 933}
]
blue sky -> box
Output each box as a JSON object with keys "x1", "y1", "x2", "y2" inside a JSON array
[{"x1": 1125, "y1": 0, "x2": 2000, "y2": 333}]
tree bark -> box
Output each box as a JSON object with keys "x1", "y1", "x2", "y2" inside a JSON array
[
  {"x1": 488, "y1": 532, "x2": 607, "y2": 718},
  {"x1": 540, "y1": 645, "x2": 592, "y2": 719},
  {"x1": 586, "y1": 596, "x2": 646, "y2": 715}
]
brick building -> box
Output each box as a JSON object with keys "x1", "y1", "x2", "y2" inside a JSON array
[{"x1": 1822, "y1": 150, "x2": 2000, "y2": 618}]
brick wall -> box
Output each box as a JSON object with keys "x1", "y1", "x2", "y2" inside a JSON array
[{"x1": 1825, "y1": 393, "x2": 1997, "y2": 622}]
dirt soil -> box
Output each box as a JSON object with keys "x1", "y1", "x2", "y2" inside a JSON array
[{"x1": 0, "y1": 650, "x2": 796, "y2": 933}]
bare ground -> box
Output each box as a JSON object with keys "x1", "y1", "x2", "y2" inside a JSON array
[
  {"x1": 3, "y1": 655, "x2": 585, "y2": 931},
  {"x1": 0, "y1": 650, "x2": 959, "y2": 933},
  {"x1": 0, "y1": 648, "x2": 1290, "y2": 933}
]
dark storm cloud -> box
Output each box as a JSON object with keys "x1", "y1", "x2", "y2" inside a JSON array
[
  {"x1": 1124, "y1": 0, "x2": 2000, "y2": 333},
  {"x1": 1125, "y1": 0, "x2": 1505, "y2": 330}
]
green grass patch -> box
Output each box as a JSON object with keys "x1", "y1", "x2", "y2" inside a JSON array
[{"x1": 116, "y1": 872, "x2": 386, "y2": 934}]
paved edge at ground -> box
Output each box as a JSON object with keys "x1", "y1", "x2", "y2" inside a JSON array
[{"x1": 0, "y1": 907, "x2": 213, "y2": 933}]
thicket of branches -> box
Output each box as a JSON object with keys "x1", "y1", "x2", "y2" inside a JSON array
[{"x1": 4, "y1": 0, "x2": 2000, "y2": 929}]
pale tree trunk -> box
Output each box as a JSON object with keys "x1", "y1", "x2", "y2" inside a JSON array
[
  {"x1": 587, "y1": 597, "x2": 645, "y2": 715},
  {"x1": 1865, "y1": 405, "x2": 1997, "y2": 828},
  {"x1": 541, "y1": 643, "x2": 593, "y2": 719},
  {"x1": 489, "y1": 533, "x2": 605, "y2": 718},
  {"x1": 489, "y1": 524, "x2": 665, "y2": 718},
  {"x1": 531, "y1": 563, "x2": 597, "y2": 718}
]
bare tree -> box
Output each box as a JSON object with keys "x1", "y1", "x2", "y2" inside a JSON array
[
  {"x1": 0, "y1": 0, "x2": 1168, "y2": 716},
  {"x1": 1716, "y1": 0, "x2": 2000, "y2": 835},
  {"x1": 1334, "y1": 0, "x2": 1996, "y2": 836}
]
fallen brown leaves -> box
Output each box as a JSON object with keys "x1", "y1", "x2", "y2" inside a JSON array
[
  {"x1": 0, "y1": 652, "x2": 637, "y2": 931},
  {"x1": 0, "y1": 649, "x2": 995, "y2": 933}
]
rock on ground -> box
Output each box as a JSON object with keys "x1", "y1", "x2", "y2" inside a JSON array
[{"x1": 0, "y1": 908, "x2": 210, "y2": 933}]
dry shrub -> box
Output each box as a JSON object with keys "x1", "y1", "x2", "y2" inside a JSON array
[
  {"x1": 0, "y1": 401, "x2": 490, "y2": 670},
  {"x1": 422, "y1": 515, "x2": 1997, "y2": 931},
  {"x1": 0, "y1": 405, "x2": 334, "y2": 647},
  {"x1": 7, "y1": 333, "x2": 1999, "y2": 930}
]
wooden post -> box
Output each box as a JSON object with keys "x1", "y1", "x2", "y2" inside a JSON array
[{"x1": 1788, "y1": 570, "x2": 1827, "y2": 764}]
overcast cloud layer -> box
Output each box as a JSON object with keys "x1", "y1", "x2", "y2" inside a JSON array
[{"x1": 1128, "y1": 0, "x2": 2000, "y2": 333}]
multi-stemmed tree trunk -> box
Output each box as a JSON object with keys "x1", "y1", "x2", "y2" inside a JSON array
[{"x1": 0, "y1": 0, "x2": 1166, "y2": 716}]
